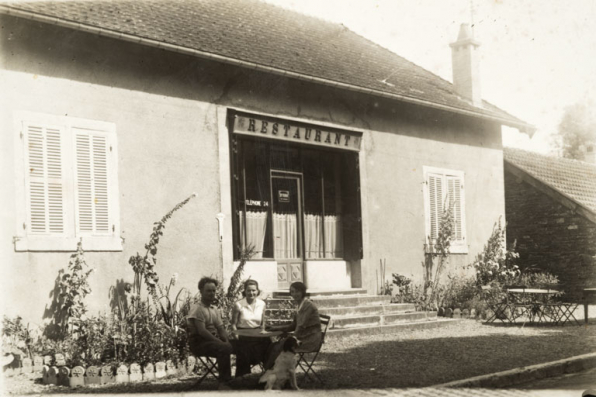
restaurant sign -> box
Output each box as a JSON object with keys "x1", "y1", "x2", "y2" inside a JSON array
[{"x1": 234, "y1": 115, "x2": 361, "y2": 151}]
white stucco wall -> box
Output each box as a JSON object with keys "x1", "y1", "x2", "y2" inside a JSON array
[{"x1": 1, "y1": 71, "x2": 223, "y2": 321}]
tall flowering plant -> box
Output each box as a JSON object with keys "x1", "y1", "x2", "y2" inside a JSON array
[
  {"x1": 423, "y1": 198, "x2": 454, "y2": 310},
  {"x1": 129, "y1": 193, "x2": 196, "y2": 299},
  {"x1": 471, "y1": 218, "x2": 520, "y2": 288}
]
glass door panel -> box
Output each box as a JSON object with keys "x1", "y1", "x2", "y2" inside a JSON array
[{"x1": 271, "y1": 173, "x2": 303, "y2": 289}]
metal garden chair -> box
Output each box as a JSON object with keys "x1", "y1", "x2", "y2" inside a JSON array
[
  {"x1": 296, "y1": 314, "x2": 330, "y2": 383},
  {"x1": 193, "y1": 355, "x2": 219, "y2": 386}
]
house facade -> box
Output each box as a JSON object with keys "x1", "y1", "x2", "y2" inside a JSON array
[
  {"x1": 504, "y1": 148, "x2": 596, "y2": 301},
  {"x1": 0, "y1": 0, "x2": 531, "y2": 322}
]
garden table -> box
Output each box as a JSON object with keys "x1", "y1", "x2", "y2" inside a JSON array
[
  {"x1": 506, "y1": 288, "x2": 578, "y2": 325},
  {"x1": 232, "y1": 329, "x2": 282, "y2": 374}
]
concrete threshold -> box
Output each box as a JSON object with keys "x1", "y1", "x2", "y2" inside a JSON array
[{"x1": 433, "y1": 351, "x2": 596, "y2": 388}]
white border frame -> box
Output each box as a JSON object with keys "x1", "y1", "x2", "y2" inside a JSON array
[
  {"x1": 13, "y1": 111, "x2": 122, "y2": 252},
  {"x1": 422, "y1": 165, "x2": 468, "y2": 254}
]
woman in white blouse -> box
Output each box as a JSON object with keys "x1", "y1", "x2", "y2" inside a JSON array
[
  {"x1": 230, "y1": 279, "x2": 269, "y2": 377},
  {"x1": 231, "y1": 279, "x2": 266, "y2": 331}
]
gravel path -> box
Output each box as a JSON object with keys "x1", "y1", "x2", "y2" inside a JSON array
[{"x1": 3, "y1": 320, "x2": 596, "y2": 394}]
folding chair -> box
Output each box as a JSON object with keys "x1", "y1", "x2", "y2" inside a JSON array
[
  {"x1": 193, "y1": 355, "x2": 218, "y2": 387},
  {"x1": 481, "y1": 286, "x2": 512, "y2": 323},
  {"x1": 296, "y1": 314, "x2": 330, "y2": 383},
  {"x1": 553, "y1": 302, "x2": 580, "y2": 326}
]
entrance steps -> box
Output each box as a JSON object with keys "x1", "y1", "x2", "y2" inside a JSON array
[{"x1": 267, "y1": 290, "x2": 456, "y2": 338}]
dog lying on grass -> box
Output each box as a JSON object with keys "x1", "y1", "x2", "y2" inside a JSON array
[{"x1": 259, "y1": 336, "x2": 301, "y2": 390}]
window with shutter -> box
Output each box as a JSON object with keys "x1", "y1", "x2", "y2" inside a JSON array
[
  {"x1": 428, "y1": 174, "x2": 441, "y2": 241},
  {"x1": 25, "y1": 124, "x2": 65, "y2": 235},
  {"x1": 423, "y1": 166, "x2": 467, "y2": 254},
  {"x1": 14, "y1": 112, "x2": 121, "y2": 251},
  {"x1": 74, "y1": 130, "x2": 111, "y2": 235}
]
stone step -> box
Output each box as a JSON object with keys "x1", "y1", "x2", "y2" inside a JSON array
[
  {"x1": 266, "y1": 294, "x2": 391, "y2": 309},
  {"x1": 272, "y1": 288, "x2": 367, "y2": 298},
  {"x1": 329, "y1": 311, "x2": 436, "y2": 329},
  {"x1": 319, "y1": 303, "x2": 416, "y2": 317},
  {"x1": 325, "y1": 318, "x2": 458, "y2": 339}
]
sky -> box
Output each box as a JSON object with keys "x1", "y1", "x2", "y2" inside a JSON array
[{"x1": 264, "y1": 0, "x2": 596, "y2": 154}]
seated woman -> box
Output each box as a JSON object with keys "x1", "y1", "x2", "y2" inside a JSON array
[
  {"x1": 264, "y1": 281, "x2": 322, "y2": 369},
  {"x1": 230, "y1": 279, "x2": 269, "y2": 377}
]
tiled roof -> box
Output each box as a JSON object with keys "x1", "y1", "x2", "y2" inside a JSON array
[
  {"x1": 504, "y1": 147, "x2": 596, "y2": 215},
  {"x1": 1, "y1": 0, "x2": 531, "y2": 130}
]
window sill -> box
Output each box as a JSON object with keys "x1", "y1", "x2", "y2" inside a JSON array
[
  {"x1": 14, "y1": 236, "x2": 123, "y2": 252},
  {"x1": 305, "y1": 258, "x2": 346, "y2": 261},
  {"x1": 449, "y1": 245, "x2": 469, "y2": 254}
]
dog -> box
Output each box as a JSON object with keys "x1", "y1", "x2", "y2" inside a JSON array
[{"x1": 259, "y1": 336, "x2": 301, "y2": 390}]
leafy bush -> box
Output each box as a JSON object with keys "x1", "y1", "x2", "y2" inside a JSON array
[
  {"x1": 470, "y1": 218, "x2": 520, "y2": 288},
  {"x1": 392, "y1": 274, "x2": 412, "y2": 303},
  {"x1": 515, "y1": 271, "x2": 560, "y2": 289},
  {"x1": 60, "y1": 241, "x2": 94, "y2": 323},
  {"x1": 2, "y1": 316, "x2": 36, "y2": 359},
  {"x1": 401, "y1": 283, "x2": 432, "y2": 311},
  {"x1": 440, "y1": 275, "x2": 477, "y2": 309}
]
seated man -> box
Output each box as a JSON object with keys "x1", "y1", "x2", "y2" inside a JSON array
[{"x1": 187, "y1": 277, "x2": 233, "y2": 389}]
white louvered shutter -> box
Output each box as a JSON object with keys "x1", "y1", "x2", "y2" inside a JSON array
[
  {"x1": 447, "y1": 176, "x2": 463, "y2": 241},
  {"x1": 74, "y1": 129, "x2": 111, "y2": 235},
  {"x1": 428, "y1": 174, "x2": 442, "y2": 241},
  {"x1": 25, "y1": 124, "x2": 65, "y2": 235}
]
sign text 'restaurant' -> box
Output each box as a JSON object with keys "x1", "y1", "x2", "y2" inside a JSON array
[{"x1": 234, "y1": 116, "x2": 361, "y2": 151}]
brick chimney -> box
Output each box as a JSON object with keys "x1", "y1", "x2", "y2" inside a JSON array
[{"x1": 450, "y1": 24, "x2": 482, "y2": 106}]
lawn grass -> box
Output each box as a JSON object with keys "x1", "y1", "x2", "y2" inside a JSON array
[{"x1": 2, "y1": 319, "x2": 596, "y2": 394}]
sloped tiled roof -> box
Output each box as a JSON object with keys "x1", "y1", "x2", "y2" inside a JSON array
[
  {"x1": 504, "y1": 147, "x2": 596, "y2": 215},
  {"x1": 0, "y1": 0, "x2": 532, "y2": 130}
]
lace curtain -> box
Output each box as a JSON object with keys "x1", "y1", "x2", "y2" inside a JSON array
[
  {"x1": 273, "y1": 212, "x2": 297, "y2": 258},
  {"x1": 239, "y1": 211, "x2": 343, "y2": 259},
  {"x1": 238, "y1": 210, "x2": 267, "y2": 259},
  {"x1": 304, "y1": 214, "x2": 343, "y2": 258}
]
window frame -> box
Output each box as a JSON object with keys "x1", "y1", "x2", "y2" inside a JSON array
[
  {"x1": 231, "y1": 135, "x2": 361, "y2": 261},
  {"x1": 422, "y1": 166, "x2": 467, "y2": 254},
  {"x1": 13, "y1": 111, "x2": 122, "y2": 252}
]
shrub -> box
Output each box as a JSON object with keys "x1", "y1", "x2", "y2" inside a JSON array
[
  {"x1": 1, "y1": 316, "x2": 35, "y2": 359},
  {"x1": 60, "y1": 241, "x2": 94, "y2": 321},
  {"x1": 515, "y1": 270, "x2": 560, "y2": 289},
  {"x1": 392, "y1": 273, "x2": 412, "y2": 293},
  {"x1": 440, "y1": 275, "x2": 477, "y2": 309},
  {"x1": 401, "y1": 283, "x2": 432, "y2": 311},
  {"x1": 470, "y1": 218, "x2": 520, "y2": 288}
]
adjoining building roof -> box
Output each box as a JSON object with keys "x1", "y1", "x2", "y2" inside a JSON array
[
  {"x1": 0, "y1": 0, "x2": 533, "y2": 132},
  {"x1": 504, "y1": 147, "x2": 596, "y2": 220}
]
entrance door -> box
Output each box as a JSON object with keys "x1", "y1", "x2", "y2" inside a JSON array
[{"x1": 271, "y1": 171, "x2": 304, "y2": 289}]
